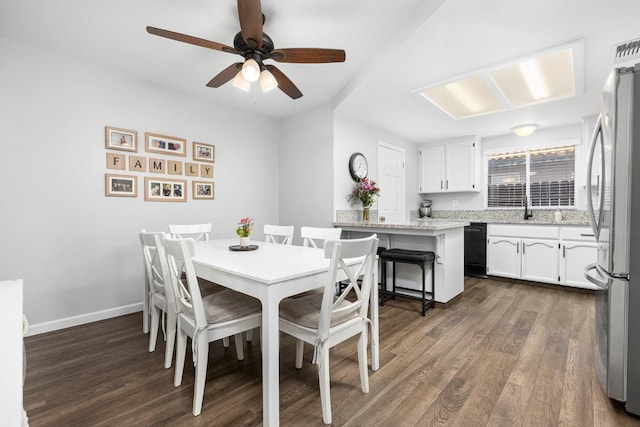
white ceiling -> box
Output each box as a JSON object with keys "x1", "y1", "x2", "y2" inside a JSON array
[{"x1": 2, "y1": 0, "x2": 640, "y2": 142}]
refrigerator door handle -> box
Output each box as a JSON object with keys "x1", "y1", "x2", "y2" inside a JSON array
[
  {"x1": 584, "y1": 263, "x2": 608, "y2": 289},
  {"x1": 586, "y1": 114, "x2": 605, "y2": 240}
]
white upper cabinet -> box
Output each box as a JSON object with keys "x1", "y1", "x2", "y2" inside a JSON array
[{"x1": 418, "y1": 136, "x2": 479, "y2": 193}]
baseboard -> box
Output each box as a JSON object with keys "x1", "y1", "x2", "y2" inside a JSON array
[{"x1": 25, "y1": 303, "x2": 143, "y2": 337}]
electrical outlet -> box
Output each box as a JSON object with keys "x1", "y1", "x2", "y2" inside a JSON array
[{"x1": 452, "y1": 200, "x2": 458, "y2": 207}]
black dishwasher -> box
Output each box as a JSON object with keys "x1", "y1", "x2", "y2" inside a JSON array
[{"x1": 464, "y1": 222, "x2": 487, "y2": 278}]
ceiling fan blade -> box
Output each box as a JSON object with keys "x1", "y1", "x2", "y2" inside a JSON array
[
  {"x1": 237, "y1": 0, "x2": 263, "y2": 48},
  {"x1": 269, "y1": 48, "x2": 346, "y2": 63},
  {"x1": 265, "y1": 65, "x2": 303, "y2": 99},
  {"x1": 206, "y1": 63, "x2": 243, "y2": 88},
  {"x1": 146, "y1": 26, "x2": 237, "y2": 54}
]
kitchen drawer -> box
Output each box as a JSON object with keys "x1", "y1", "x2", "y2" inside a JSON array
[
  {"x1": 488, "y1": 224, "x2": 559, "y2": 240},
  {"x1": 559, "y1": 226, "x2": 596, "y2": 241}
]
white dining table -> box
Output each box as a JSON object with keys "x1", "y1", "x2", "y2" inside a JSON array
[{"x1": 189, "y1": 238, "x2": 379, "y2": 427}]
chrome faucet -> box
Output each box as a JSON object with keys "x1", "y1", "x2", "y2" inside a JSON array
[{"x1": 524, "y1": 192, "x2": 532, "y2": 220}]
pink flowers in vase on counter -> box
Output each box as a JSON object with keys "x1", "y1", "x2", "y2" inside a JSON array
[{"x1": 348, "y1": 177, "x2": 381, "y2": 208}]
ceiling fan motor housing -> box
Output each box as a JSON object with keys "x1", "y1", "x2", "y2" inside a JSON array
[{"x1": 233, "y1": 31, "x2": 274, "y2": 64}]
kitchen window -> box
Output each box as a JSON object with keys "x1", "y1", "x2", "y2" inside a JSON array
[{"x1": 487, "y1": 145, "x2": 575, "y2": 208}]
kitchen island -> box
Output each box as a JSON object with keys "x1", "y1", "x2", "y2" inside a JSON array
[{"x1": 334, "y1": 218, "x2": 469, "y2": 303}]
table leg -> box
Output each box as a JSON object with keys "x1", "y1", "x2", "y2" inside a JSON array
[
  {"x1": 261, "y1": 294, "x2": 280, "y2": 426},
  {"x1": 371, "y1": 258, "x2": 379, "y2": 371}
]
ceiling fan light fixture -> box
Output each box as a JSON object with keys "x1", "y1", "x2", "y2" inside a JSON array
[
  {"x1": 259, "y1": 69, "x2": 278, "y2": 92},
  {"x1": 241, "y1": 58, "x2": 260, "y2": 82},
  {"x1": 232, "y1": 71, "x2": 251, "y2": 92},
  {"x1": 511, "y1": 123, "x2": 539, "y2": 136}
]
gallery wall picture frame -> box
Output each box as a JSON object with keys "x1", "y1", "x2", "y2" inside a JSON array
[
  {"x1": 105, "y1": 174, "x2": 137, "y2": 197},
  {"x1": 193, "y1": 141, "x2": 215, "y2": 163},
  {"x1": 145, "y1": 132, "x2": 187, "y2": 157},
  {"x1": 144, "y1": 177, "x2": 187, "y2": 202},
  {"x1": 192, "y1": 181, "x2": 215, "y2": 200},
  {"x1": 105, "y1": 126, "x2": 137, "y2": 152}
]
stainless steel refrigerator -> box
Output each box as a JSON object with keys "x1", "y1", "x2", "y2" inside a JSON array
[{"x1": 585, "y1": 63, "x2": 640, "y2": 415}]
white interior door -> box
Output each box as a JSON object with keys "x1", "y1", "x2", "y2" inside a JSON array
[{"x1": 377, "y1": 142, "x2": 405, "y2": 223}]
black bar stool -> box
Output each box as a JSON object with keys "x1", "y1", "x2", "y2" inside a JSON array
[
  {"x1": 380, "y1": 248, "x2": 435, "y2": 316},
  {"x1": 337, "y1": 246, "x2": 386, "y2": 295}
]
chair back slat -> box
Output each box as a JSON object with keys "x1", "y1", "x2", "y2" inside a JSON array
[
  {"x1": 317, "y1": 234, "x2": 378, "y2": 338},
  {"x1": 164, "y1": 237, "x2": 204, "y2": 327},
  {"x1": 264, "y1": 224, "x2": 294, "y2": 245},
  {"x1": 300, "y1": 226, "x2": 342, "y2": 248},
  {"x1": 169, "y1": 223, "x2": 211, "y2": 242},
  {"x1": 139, "y1": 230, "x2": 169, "y2": 297}
]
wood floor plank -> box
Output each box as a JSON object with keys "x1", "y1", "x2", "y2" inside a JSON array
[{"x1": 23, "y1": 277, "x2": 640, "y2": 426}]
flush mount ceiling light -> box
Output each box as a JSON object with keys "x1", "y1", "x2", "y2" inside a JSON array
[
  {"x1": 415, "y1": 40, "x2": 584, "y2": 120},
  {"x1": 511, "y1": 123, "x2": 539, "y2": 137}
]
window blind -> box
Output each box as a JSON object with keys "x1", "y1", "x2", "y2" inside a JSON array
[
  {"x1": 487, "y1": 151, "x2": 526, "y2": 207},
  {"x1": 529, "y1": 146, "x2": 575, "y2": 207},
  {"x1": 487, "y1": 145, "x2": 575, "y2": 208}
]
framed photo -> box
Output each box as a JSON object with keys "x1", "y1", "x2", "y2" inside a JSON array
[
  {"x1": 192, "y1": 181, "x2": 215, "y2": 200},
  {"x1": 105, "y1": 126, "x2": 137, "y2": 152},
  {"x1": 144, "y1": 177, "x2": 186, "y2": 202},
  {"x1": 145, "y1": 132, "x2": 187, "y2": 157},
  {"x1": 193, "y1": 142, "x2": 215, "y2": 163},
  {"x1": 105, "y1": 174, "x2": 137, "y2": 197}
]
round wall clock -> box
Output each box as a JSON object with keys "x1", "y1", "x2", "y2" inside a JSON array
[{"x1": 349, "y1": 152, "x2": 368, "y2": 181}]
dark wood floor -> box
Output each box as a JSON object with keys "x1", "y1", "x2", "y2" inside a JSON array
[{"x1": 23, "y1": 277, "x2": 640, "y2": 426}]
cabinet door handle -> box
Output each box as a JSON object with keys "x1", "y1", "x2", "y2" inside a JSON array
[
  {"x1": 441, "y1": 180, "x2": 443, "y2": 189},
  {"x1": 522, "y1": 242, "x2": 525, "y2": 254},
  {"x1": 517, "y1": 242, "x2": 519, "y2": 253},
  {"x1": 580, "y1": 233, "x2": 595, "y2": 237},
  {"x1": 446, "y1": 180, "x2": 449, "y2": 190},
  {"x1": 563, "y1": 245, "x2": 566, "y2": 257}
]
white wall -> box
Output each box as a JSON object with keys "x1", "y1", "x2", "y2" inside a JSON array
[
  {"x1": 333, "y1": 113, "x2": 421, "y2": 219},
  {"x1": 278, "y1": 105, "x2": 334, "y2": 245},
  {"x1": 425, "y1": 123, "x2": 587, "y2": 211},
  {"x1": 0, "y1": 280, "x2": 23, "y2": 426},
  {"x1": 0, "y1": 37, "x2": 280, "y2": 333}
]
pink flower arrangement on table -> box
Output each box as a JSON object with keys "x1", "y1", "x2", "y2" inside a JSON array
[
  {"x1": 236, "y1": 217, "x2": 254, "y2": 238},
  {"x1": 348, "y1": 177, "x2": 381, "y2": 208}
]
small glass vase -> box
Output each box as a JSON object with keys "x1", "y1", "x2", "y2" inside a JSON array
[
  {"x1": 239, "y1": 236, "x2": 251, "y2": 247},
  {"x1": 362, "y1": 206, "x2": 370, "y2": 222}
]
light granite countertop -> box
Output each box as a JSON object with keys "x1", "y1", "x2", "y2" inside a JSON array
[
  {"x1": 334, "y1": 218, "x2": 469, "y2": 231},
  {"x1": 335, "y1": 209, "x2": 591, "y2": 227}
]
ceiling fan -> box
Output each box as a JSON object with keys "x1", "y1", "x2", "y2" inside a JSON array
[{"x1": 146, "y1": 0, "x2": 346, "y2": 99}]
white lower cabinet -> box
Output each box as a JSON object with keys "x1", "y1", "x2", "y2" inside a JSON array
[
  {"x1": 521, "y1": 238, "x2": 559, "y2": 283},
  {"x1": 487, "y1": 230, "x2": 558, "y2": 284},
  {"x1": 487, "y1": 224, "x2": 597, "y2": 289},
  {"x1": 558, "y1": 227, "x2": 598, "y2": 289},
  {"x1": 487, "y1": 237, "x2": 521, "y2": 278}
]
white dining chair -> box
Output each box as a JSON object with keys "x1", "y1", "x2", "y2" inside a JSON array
[
  {"x1": 168, "y1": 223, "x2": 240, "y2": 345},
  {"x1": 300, "y1": 226, "x2": 342, "y2": 248},
  {"x1": 279, "y1": 234, "x2": 379, "y2": 424},
  {"x1": 264, "y1": 224, "x2": 294, "y2": 245},
  {"x1": 139, "y1": 230, "x2": 176, "y2": 369},
  {"x1": 168, "y1": 223, "x2": 212, "y2": 242},
  {"x1": 164, "y1": 236, "x2": 262, "y2": 416}
]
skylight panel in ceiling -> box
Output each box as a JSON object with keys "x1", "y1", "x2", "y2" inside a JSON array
[{"x1": 414, "y1": 40, "x2": 583, "y2": 120}]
